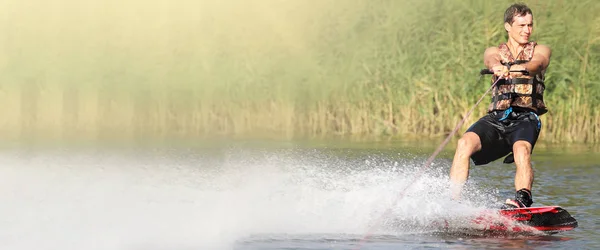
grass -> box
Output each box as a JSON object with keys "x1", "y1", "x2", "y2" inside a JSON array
[{"x1": 1, "y1": 0, "x2": 599, "y2": 143}]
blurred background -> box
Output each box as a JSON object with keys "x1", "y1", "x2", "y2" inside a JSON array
[
  {"x1": 2, "y1": 0, "x2": 599, "y2": 146},
  {"x1": 2, "y1": 1, "x2": 600, "y2": 249}
]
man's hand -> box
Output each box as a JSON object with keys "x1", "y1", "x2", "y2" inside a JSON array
[
  {"x1": 492, "y1": 64, "x2": 510, "y2": 78},
  {"x1": 492, "y1": 64, "x2": 528, "y2": 79},
  {"x1": 507, "y1": 64, "x2": 526, "y2": 78}
]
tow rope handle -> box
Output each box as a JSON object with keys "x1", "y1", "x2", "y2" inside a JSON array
[{"x1": 480, "y1": 68, "x2": 529, "y2": 75}]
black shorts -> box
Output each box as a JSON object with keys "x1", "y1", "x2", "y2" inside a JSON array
[{"x1": 466, "y1": 109, "x2": 541, "y2": 166}]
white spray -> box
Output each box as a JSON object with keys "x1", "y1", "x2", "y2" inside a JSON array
[{"x1": 0, "y1": 147, "x2": 499, "y2": 250}]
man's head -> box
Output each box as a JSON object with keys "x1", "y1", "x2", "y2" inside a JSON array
[{"x1": 504, "y1": 3, "x2": 533, "y2": 45}]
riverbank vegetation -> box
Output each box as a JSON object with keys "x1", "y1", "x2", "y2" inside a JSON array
[{"x1": 1, "y1": 0, "x2": 599, "y2": 143}]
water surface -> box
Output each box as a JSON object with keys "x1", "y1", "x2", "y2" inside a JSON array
[{"x1": 1, "y1": 139, "x2": 598, "y2": 249}]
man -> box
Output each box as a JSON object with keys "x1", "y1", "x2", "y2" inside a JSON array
[{"x1": 449, "y1": 3, "x2": 552, "y2": 209}]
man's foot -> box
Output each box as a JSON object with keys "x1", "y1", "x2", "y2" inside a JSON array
[
  {"x1": 501, "y1": 198, "x2": 527, "y2": 209},
  {"x1": 500, "y1": 188, "x2": 533, "y2": 209}
]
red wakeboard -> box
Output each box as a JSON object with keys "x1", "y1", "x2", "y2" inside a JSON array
[{"x1": 470, "y1": 206, "x2": 578, "y2": 235}]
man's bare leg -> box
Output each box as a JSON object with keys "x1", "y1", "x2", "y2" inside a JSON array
[
  {"x1": 502, "y1": 140, "x2": 534, "y2": 208},
  {"x1": 450, "y1": 132, "x2": 482, "y2": 200},
  {"x1": 512, "y1": 140, "x2": 534, "y2": 191}
]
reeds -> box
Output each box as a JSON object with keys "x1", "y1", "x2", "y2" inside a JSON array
[{"x1": 1, "y1": 0, "x2": 599, "y2": 143}]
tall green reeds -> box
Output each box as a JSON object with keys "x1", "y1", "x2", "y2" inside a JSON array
[{"x1": 1, "y1": 0, "x2": 599, "y2": 143}]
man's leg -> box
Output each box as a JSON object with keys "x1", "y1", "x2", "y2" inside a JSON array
[
  {"x1": 503, "y1": 140, "x2": 534, "y2": 208},
  {"x1": 512, "y1": 140, "x2": 534, "y2": 191},
  {"x1": 450, "y1": 132, "x2": 482, "y2": 200}
]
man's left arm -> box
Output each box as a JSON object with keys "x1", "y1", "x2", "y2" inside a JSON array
[{"x1": 512, "y1": 44, "x2": 552, "y2": 76}]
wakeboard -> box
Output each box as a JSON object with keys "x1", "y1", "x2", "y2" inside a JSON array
[{"x1": 468, "y1": 206, "x2": 578, "y2": 236}]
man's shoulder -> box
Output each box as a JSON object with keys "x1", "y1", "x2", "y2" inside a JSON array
[
  {"x1": 484, "y1": 43, "x2": 510, "y2": 53},
  {"x1": 533, "y1": 43, "x2": 551, "y2": 52},
  {"x1": 532, "y1": 43, "x2": 552, "y2": 57}
]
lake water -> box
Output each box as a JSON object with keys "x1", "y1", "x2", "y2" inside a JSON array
[{"x1": 1, "y1": 139, "x2": 598, "y2": 250}]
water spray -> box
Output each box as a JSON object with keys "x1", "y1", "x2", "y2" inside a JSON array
[{"x1": 354, "y1": 68, "x2": 527, "y2": 248}]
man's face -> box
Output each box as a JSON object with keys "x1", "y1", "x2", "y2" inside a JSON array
[{"x1": 505, "y1": 13, "x2": 533, "y2": 44}]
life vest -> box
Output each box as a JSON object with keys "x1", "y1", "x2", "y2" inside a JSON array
[{"x1": 488, "y1": 41, "x2": 548, "y2": 115}]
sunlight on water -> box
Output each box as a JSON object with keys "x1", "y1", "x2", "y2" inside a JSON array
[{"x1": 0, "y1": 147, "x2": 511, "y2": 249}]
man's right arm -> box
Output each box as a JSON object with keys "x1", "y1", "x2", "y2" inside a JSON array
[
  {"x1": 484, "y1": 47, "x2": 501, "y2": 68},
  {"x1": 483, "y1": 47, "x2": 509, "y2": 77}
]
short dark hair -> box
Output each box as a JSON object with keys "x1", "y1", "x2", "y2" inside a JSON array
[{"x1": 504, "y1": 3, "x2": 533, "y2": 24}]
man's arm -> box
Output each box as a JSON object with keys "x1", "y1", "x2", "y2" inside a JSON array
[
  {"x1": 484, "y1": 44, "x2": 552, "y2": 78},
  {"x1": 484, "y1": 47, "x2": 502, "y2": 69},
  {"x1": 518, "y1": 44, "x2": 552, "y2": 75},
  {"x1": 484, "y1": 47, "x2": 510, "y2": 77}
]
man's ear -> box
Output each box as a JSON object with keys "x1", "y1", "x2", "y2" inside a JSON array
[{"x1": 504, "y1": 22, "x2": 511, "y2": 33}]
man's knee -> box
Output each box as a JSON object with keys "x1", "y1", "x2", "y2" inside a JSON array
[
  {"x1": 456, "y1": 132, "x2": 481, "y2": 156},
  {"x1": 512, "y1": 141, "x2": 532, "y2": 165},
  {"x1": 513, "y1": 141, "x2": 532, "y2": 155}
]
